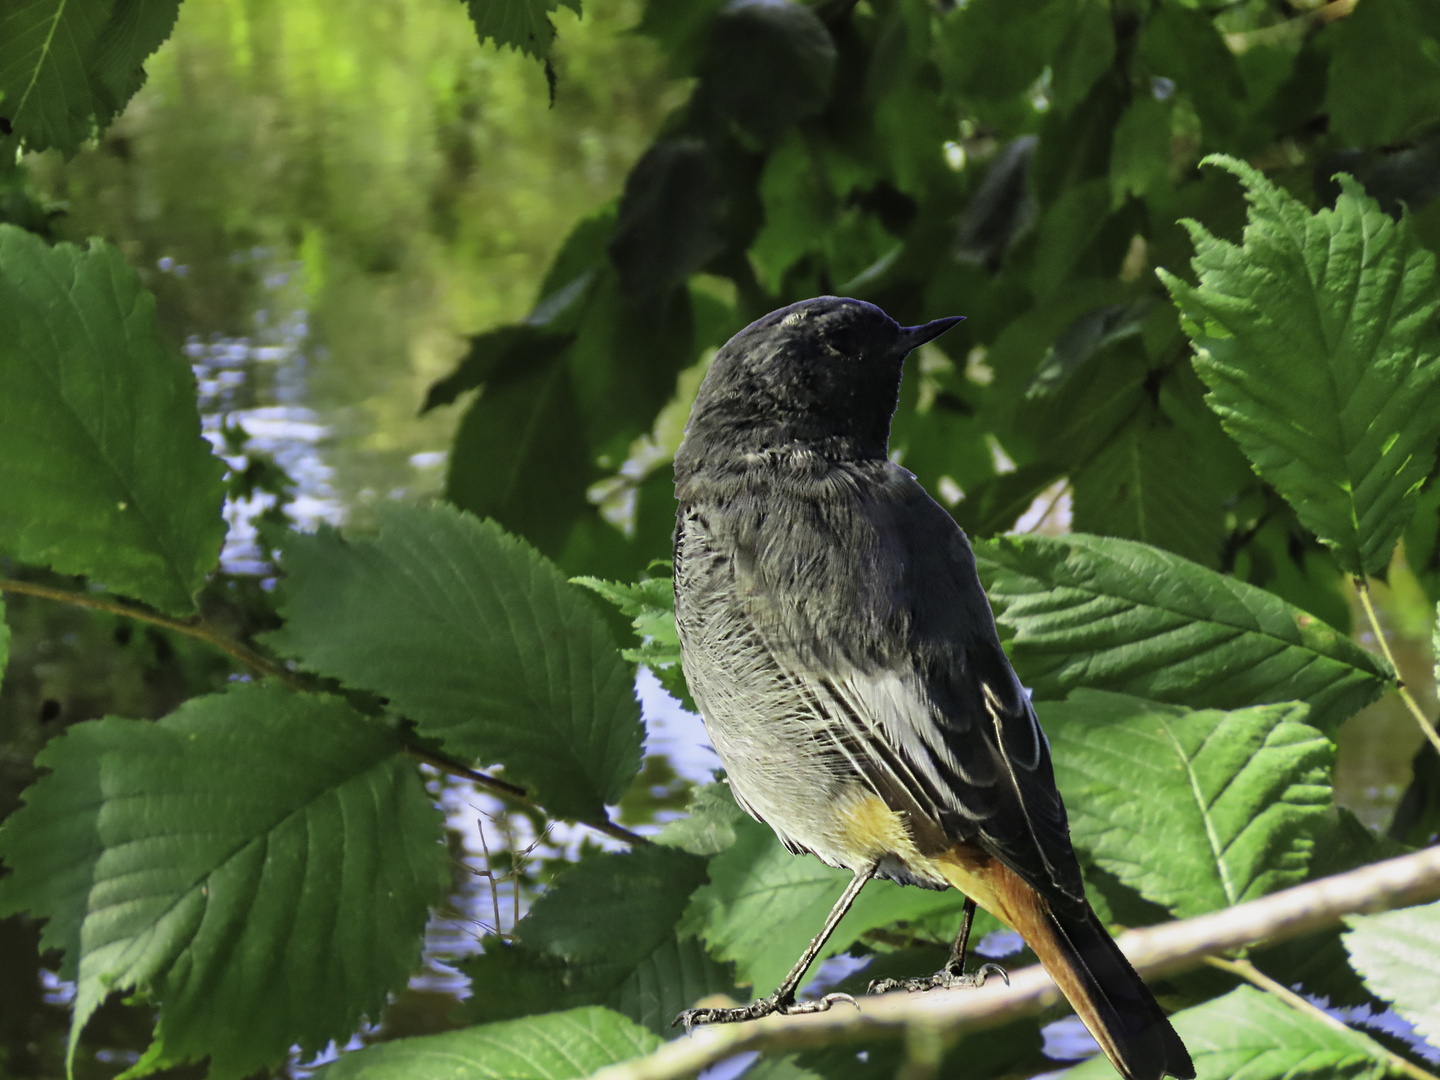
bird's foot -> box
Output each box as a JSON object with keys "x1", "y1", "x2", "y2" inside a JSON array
[
  {"x1": 673, "y1": 992, "x2": 859, "y2": 1032},
  {"x1": 867, "y1": 962, "x2": 1009, "y2": 995}
]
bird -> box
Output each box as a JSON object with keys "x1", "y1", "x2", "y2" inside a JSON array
[{"x1": 670, "y1": 296, "x2": 1194, "y2": 1080}]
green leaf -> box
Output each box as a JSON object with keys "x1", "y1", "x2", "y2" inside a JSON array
[
  {"x1": 572, "y1": 572, "x2": 692, "y2": 709},
  {"x1": 656, "y1": 781, "x2": 748, "y2": 857},
  {"x1": 1344, "y1": 899, "x2": 1440, "y2": 1049},
  {"x1": 1059, "y1": 985, "x2": 1388, "y2": 1080},
  {"x1": 1026, "y1": 297, "x2": 1155, "y2": 401},
  {"x1": 1136, "y1": 4, "x2": 1247, "y2": 149},
  {"x1": 0, "y1": 227, "x2": 227, "y2": 615},
  {"x1": 972, "y1": 531, "x2": 1389, "y2": 733},
  {"x1": 1109, "y1": 95, "x2": 1172, "y2": 207},
  {"x1": 609, "y1": 139, "x2": 726, "y2": 301},
  {"x1": 422, "y1": 325, "x2": 575, "y2": 413},
  {"x1": 1160, "y1": 155, "x2": 1440, "y2": 577},
  {"x1": 1049, "y1": 0, "x2": 1114, "y2": 115},
  {"x1": 265, "y1": 503, "x2": 643, "y2": 821},
  {"x1": 1029, "y1": 179, "x2": 1113, "y2": 299},
  {"x1": 462, "y1": 0, "x2": 582, "y2": 61},
  {"x1": 0, "y1": 685, "x2": 447, "y2": 1078},
  {"x1": 1039, "y1": 691, "x2": 1333, "y2": 919},
  {"x1": 320, "y1": 1007, "x2": 661, "y2": 1080},
  {"x1": 750, "y1": 133, "x2": 837, "y2": 294},
  {"x1": 950, "y1": 461, "x2": 1066, "y2": 539},
  {"x1": 457, "y1": 845, "x2": 735, "y2": 1033},
  {"x1": 680, "y1": 818, "x2": 969, "y2": 993},
  {"x1": 634, "y1": 0, "x2": 728, "y2": 76},
  {"x1": 1071, "y1": 412, "x2": 1225, "y2": 568},
  {"x1": 0, "y1": 0, "x2": 181, "y2": 154},
  {"x1": 936, "y1": 0, "x2": 1068, "y2": 105},
  {"x1": 701, "y1": 0, "x2": 837, "y2": 145},
  {"x1": 0, "y1": 595, "x2": 8, "y2": 699},
  {"x1": 445, "y1": 349, "x2": 593, "y2": 559},
  {"x1": 1326, "y1": 0, "x2": 1440, "y2": 146}
]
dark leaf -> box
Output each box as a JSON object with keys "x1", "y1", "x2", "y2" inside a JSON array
[
  {"x1": 0, "y1": 687, "x2": 447, "y2": 1078},
  {"x1": 701, "y1": 0, "x2": 837, "y2": 145},
  {"x1": 609, "y1": 139, "x2": 727, "y2": 302},
  {"x1": 265, "y1": 504, "x2": 644, "y2": 821}
]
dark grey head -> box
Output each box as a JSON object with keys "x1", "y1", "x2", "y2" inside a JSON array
[{"x1": 676, "y1": 296, "x2": 962, "y2": 473}]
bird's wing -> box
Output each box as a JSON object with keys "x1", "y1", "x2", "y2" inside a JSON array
[{"x1": 742, "y1": 464, "x2": 1087, "y2": 911}]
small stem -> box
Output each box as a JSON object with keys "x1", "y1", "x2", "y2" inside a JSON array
[
  {"x1": 1354, "y1": 578, "x2": 1440, "y2": 758},
  {"x1": 586, "y1": 816, "x2": 652, "y2": 846},
  {"x1": 1204, "y1": 955, "x2": 1439, "y2": 1080},
  {"x1": 406, "y1": 745, "x2": 528, "y2": 799},
  {"x1": 1, "y1": 577, "x2": 303, "y2": 688},
  {"x1": 2, "y1": 576, "x2": 650, "y2": 846}
]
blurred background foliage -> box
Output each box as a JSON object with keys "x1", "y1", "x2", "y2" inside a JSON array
[
  {"x1": 3, "y1": 0, "x2": 1440, "y2": 1075},
  {"x1": 15, "y1": 0, "x2": 686, "y2": 513}
]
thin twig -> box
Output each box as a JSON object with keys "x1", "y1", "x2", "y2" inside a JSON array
[
  {"x1": 407, "y1": 745, "x2": 529, "y2": 799},
  {"x1": 0, "y1": 576, "x2": 649, "y2": 846},
  {"x1": 589, "y1": 848, "x2": 1440, "y2": 1080},
  {"x1": 1204, "y1": 955, "x2": 1440, "y2": 1080},
  {"x1": 1354, "y1": 577, "x2": 1440, "y2": 758},
  {"x1": 585, "y1": 816, "x2": 651, "y2": 846},
  {"x1": 0, "y1": 577, "x2": 303, "y2": 688},
  {"x1": 475, "y1": 815, "x2": 507, "y2": 938}
]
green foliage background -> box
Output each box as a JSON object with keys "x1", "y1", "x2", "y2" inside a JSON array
[{"x1": 4, "y1": 1, "x2": 1440, "y2": 1079}]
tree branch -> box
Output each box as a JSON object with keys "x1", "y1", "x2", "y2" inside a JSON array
[
  {"x1": 591, "y1": 847, "x2": 1440, "y2": 1080},
  {"x1": 0, "y1": 577, "x2": 649, "y2": 847}
]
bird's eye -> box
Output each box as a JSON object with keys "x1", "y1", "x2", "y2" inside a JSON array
[{"x1": 826, "y1": 324, "x2": 867, "y2": 356}]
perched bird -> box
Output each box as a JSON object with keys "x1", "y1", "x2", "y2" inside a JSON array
[{"x1": 671, "y1": 296, "x2": 1193, "y2": 1080}]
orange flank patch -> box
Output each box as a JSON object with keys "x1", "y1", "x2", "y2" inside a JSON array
[
  {"x1": 834, "y1": 790, "x2": 919, "y2": 862},
  {"x1": 931, "y1": 844, "x2": 1040, "y2": 931}
]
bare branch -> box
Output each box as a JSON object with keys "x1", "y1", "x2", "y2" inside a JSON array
[{"x1": 590, "y1": 847, "x2": 1440, "y2": 1080}]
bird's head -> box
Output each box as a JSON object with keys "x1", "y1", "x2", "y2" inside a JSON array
[{"x1": 677, "y1": 296, "x2": 962, "y2": 472}]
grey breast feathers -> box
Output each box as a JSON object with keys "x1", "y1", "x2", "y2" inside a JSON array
[{"x1": 675, "y1": 455, "x2": 1087, "y2": 912}]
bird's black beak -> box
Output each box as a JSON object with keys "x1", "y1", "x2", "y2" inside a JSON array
[{"x1": 892, "y1": 315, "x2": 964, "y2": 357}]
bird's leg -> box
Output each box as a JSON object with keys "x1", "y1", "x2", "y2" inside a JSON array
[
  {"x1": 867, "y1": 896, "x2": 1009, "y2": 995},
  {"x1": 675, "y1": 866, "x2": 873, "y2": 1029}
]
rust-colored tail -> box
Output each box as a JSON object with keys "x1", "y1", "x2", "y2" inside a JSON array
[{"x1": 935, "y1": 852, "x2": 1193, "y2": 1080}]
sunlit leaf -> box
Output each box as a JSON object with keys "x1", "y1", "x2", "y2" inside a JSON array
[
  {"x1": 572, "y1": 573, "x2": 692, "y2": 710},
  {"x1": 321, "y1": 1007, "x2": 661, "y2": 1080},
  {"x1": 1040, "y1": 691, "x2": 1333, "y2": 919},
  {"x1": 1344, "y1": 899, "x2": 1440, "y2": 1049},
  {"x1": 1160, "y1": 155, "x2": 1440, "y2": 577},
  {"x1": 0, "y1": 686, "x2": 447, "y2": 1078},
  {"x1": 974, "y1": 532, "x2": 1390, "y2": 733},
  {"x1": 0, "y1": 226, "x2": 226, "y2": 615},
  {"x1": 1059, "y1": 986, "x2": 1388, "y2": 1079}
]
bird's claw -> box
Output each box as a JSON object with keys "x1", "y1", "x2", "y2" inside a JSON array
[
  {"x1": 867, "y1": 962, "x2": 1009, "y2": 995},
  {"x1": 673, "y1": 992, "x2": 859, "y2": 1032}
]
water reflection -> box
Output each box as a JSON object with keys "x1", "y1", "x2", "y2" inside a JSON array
[{"x1": 184, "y1": 251, "x2": 348, "y2": 576}]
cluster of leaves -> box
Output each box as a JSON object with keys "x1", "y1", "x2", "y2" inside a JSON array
[{"x1": 4, "y1": 3, "x2": 1440, "y2": 1080}]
